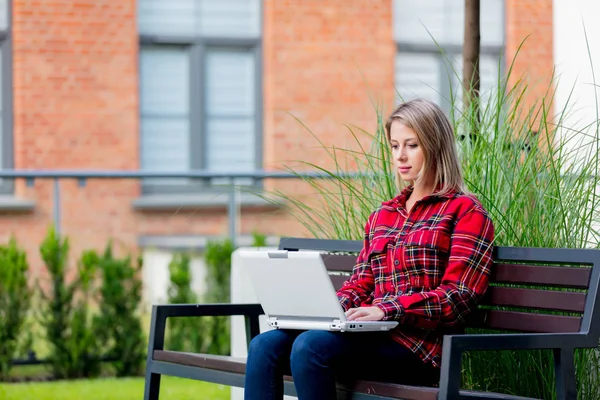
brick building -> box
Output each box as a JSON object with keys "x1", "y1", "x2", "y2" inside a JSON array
[{"x1": 0, "y1": 0, "x2": 553, "y2": 302}]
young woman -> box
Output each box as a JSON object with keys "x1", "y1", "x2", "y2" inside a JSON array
[{"x1": 244, "y1": 99, "x2": 495, "y2": 400}]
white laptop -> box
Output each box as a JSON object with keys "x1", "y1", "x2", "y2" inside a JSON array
[{"x1": 239, "y1": 249, "x2": 398, "y2": 332}]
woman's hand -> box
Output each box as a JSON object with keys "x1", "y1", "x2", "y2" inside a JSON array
[{"x1": 345, "y1": 306, "x2": 385, "y2": 321}]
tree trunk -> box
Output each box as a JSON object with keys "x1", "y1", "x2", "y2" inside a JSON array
[{"x1": 463, "y1": 0, "x2": 481, "y2": 135}]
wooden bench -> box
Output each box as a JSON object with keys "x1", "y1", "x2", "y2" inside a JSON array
[{"x1": 143, "y1": 237, "x2": 600, "y2": 400}]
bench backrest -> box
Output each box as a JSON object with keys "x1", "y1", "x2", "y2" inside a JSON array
[{"x1": 279, "y1": 237, "x2": 600, "y2": 340}]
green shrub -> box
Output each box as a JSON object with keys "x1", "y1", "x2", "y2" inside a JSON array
[
  {"x1": 39, "y1": 226, "x2": 73, "y2": 379},
  {"x1": 251, "y1": 231, "x2": 268, "y2": 247},
  {"x1": 166, "y1": 253, "x2": 203, "y2": 352},
  {"x1": 201, "y1": 239, "x2": 234, "y2": 355},
  {"x1": 166, "y1": 234, "x2": 266, "y2": 354},
  {"x1": 0, "y1": 238, "x2": 32, "y2": 379},
  {"x1": 38, "y1": 227, "x2": 101, "y2": 379},
  {"x1": 94, "y1": 244, "x2": 145, "y2": 377}
]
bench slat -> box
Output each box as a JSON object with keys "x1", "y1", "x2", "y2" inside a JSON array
[
  {"x1": 483, "y1": 286, "x2": 586, "y2": 312},
  {"x1": 330, "y1": 275, "x2": 587, "y2": 313},
  {"x1": 329, "y1": 274, "x2": 348, "y2": 290},
  {"x1": 322, "y1": 254, "x2": 356, "y2": 272},
  {"x1": 330, "y1": 276, "x2": 587, "y2": 314},
  {"x1": 473, "y1": 310, "x2": 582, "y2": 333},
  {"x1": 339, "y1": 381, "x2": 438, "y2": 400},
  {"x1": 326, "y1": 281, "x2": 583, "y2": 332},
  {"x1": 322, "y1": 257, "x2": 593, "y2": 289},
  {"x1": 492, "y1": 263, "x2": 591, "y2": 288},
  {"x1": 154, "y1": 351, "x2": 247, "y2": 374}
]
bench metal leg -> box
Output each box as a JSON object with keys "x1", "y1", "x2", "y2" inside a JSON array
[
  {"x1": 554, "y1": 348, "x2": 577, "y2": 400},
  {"x1": 144, "y1": 369, "x2": 161, "y2": 400},
  {"x1": 438, "y1": 337, "x2": 462, "y2": 400},
  {"x1": 244, "y1": 314, "x2": 261, "y2": 348},
  {"x1": 144, "y1": 306, "x2": 167, "y2": 400}
]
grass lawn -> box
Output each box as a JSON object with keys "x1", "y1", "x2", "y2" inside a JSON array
[
  {"x1": 0, "y1": 376, "x2": 230, "y2": 400},
  {"x1": 5, "y1": 312, "x2": 235, "y2": 399}
]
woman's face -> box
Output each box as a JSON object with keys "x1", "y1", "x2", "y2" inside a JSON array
[{"x1": 389, "y1": 121, "x2": 425, "y2": 184}]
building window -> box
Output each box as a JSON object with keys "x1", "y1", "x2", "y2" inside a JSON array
[
  {"x1": 393, "y1": 0, "x2": 505, "y2": 113},
  {"x1": 137, "y1": 0, "x2": 262, "y2": 193},
  {"x1": 0, "y1": 0, "x2": 12, "y2": 194}
]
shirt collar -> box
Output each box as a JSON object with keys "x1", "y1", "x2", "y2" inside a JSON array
[{"x1": 384, "y1": 184, "x2": 458, "y2": 209}]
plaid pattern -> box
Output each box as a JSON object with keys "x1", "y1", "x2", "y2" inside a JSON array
[{"x1": 337, "y1": 186, "x2": 495, "y2": 367}]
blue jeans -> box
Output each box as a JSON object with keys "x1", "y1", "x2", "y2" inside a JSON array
[{"x1": 244, "y1": 329, "x2": 439, "y2": 400}]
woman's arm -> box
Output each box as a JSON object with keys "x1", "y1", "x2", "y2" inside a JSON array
[
  {"x1": 374, "y1": 205, "x2": 494, "y2": 328},
  {"x1": 336, "y1": 213, "x2": 377, "y2": 311}
]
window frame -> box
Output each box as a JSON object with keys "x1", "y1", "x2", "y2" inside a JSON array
[
  {"x1": 0, "y1": 0, "x2": 13, "y2": 195},
  {"x1": 138, "y1": 3, "x2": 263, "y2": 195},
  {"x1": 394, "y1": 4, "x2": 506, "y2": 114}
]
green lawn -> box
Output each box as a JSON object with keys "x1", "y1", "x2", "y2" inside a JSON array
[
  {"x1": 0, "y1": 376, "x2": 229, "y2": 400},
  {"x1": 4, "y1": 313, "x2": 234, "y2": 399}
]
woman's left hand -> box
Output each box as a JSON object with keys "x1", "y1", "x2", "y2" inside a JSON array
[{"x1": 345, "y1": 306, "x2": 385, "y2": 321}]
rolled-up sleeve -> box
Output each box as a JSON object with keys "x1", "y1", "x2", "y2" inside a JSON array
[{"x1": 337, "y1": 213, "x2": 376, "y2": 311}]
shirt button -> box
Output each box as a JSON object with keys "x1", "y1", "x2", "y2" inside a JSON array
[{"x1": 394, "y1": 260, "x2": 400, "y2": 266}]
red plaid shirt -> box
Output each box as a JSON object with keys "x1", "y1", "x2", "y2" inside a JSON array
[{"x1": 337, "y1": 186, "x2": 495, "y2": 367}]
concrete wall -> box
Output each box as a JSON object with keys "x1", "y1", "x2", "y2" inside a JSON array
[{"x1": 553, "y1": 0, "x2": 600, "y2": 141}]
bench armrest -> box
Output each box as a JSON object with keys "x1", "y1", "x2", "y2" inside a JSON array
[
  {"x1": 146, "y1": 303, "x2": 265, "y2": 355},
  {"x1": 438, "y1": 332, "x2": 587, "y2": 399},
  {"x1": 152, "y1": 303, "x2": 264, "y2": 319},
  {"x1": 444, "y1": 332, "x2": 588, "y2": 352}
]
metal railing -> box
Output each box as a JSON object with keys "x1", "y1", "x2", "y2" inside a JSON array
[
  {"x1": 1, "y1": 169, "x2": 364, "y2": 367},
  {"x1": 0, "y1": 169, "x2": 359, "y2": 247}
]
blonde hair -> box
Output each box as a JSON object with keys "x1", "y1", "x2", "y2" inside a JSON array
[{"x1": 384, "y1": 98, "x2": 466, "y2": 195}]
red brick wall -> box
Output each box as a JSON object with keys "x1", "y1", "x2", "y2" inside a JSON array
[
  {"x1": 5, "y1": 0, "x2": 139, "y2": 280},
  {"x1": 261, "y1": 0, "x2": 396, "y2": 236},
  {"x1": 0, "y1": 0, "x2": 554, "y2": 281},
  {"x1": 505, "y1": 0, "x2": 554, "y2": 116},
  {"x1": 264, "y1": 0, "x2": 395, "y2": 171}
]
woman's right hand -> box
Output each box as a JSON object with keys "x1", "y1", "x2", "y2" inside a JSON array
[{"x1": 345, "y1": 306, "x2": 385, "y2": 321}]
